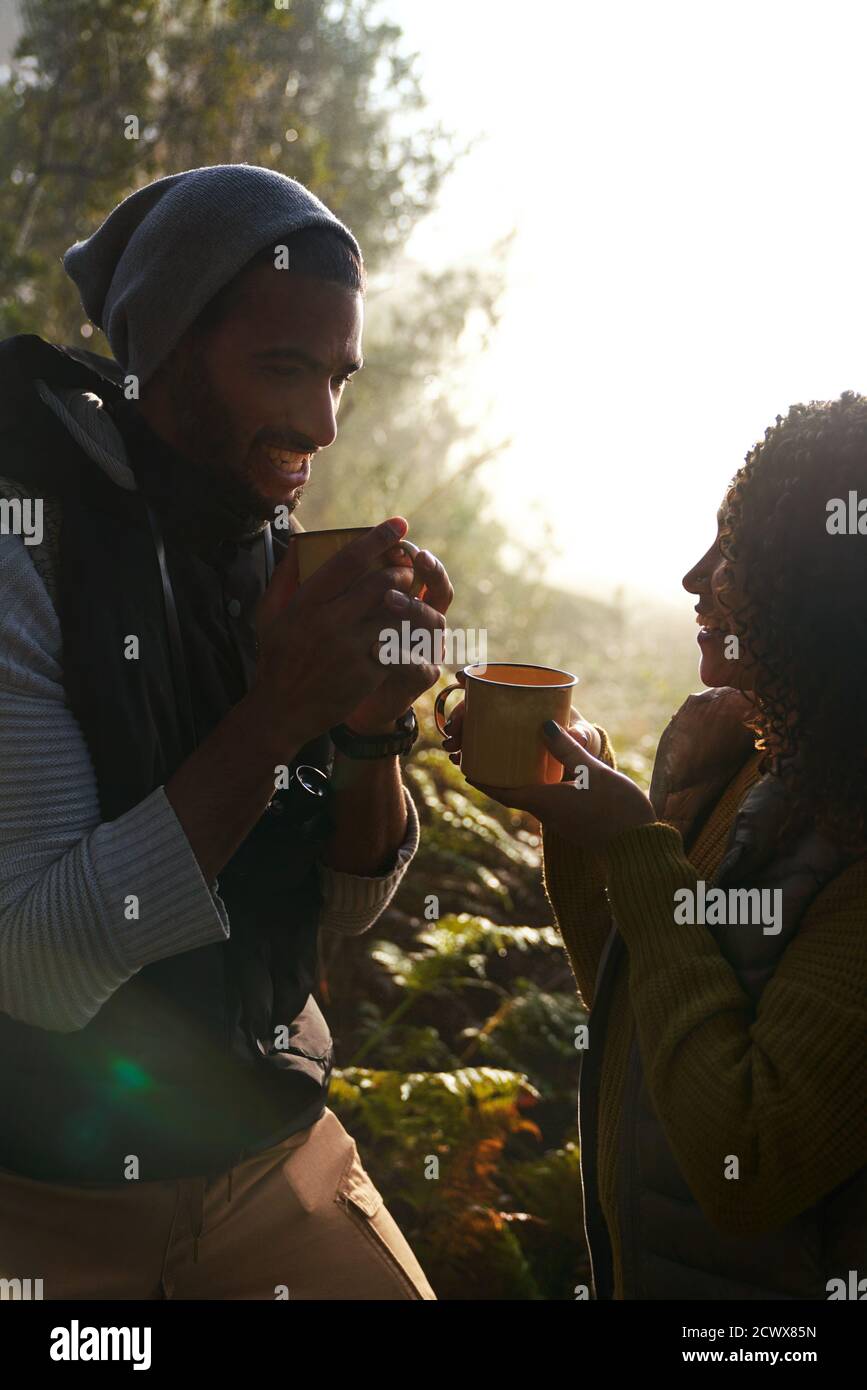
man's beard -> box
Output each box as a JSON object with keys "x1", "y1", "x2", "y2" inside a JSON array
[{"x1": 161, "y1": 345, "x2": 302, "y2": 536}]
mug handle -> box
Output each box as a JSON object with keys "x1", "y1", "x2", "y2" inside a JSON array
[{"x1": 434, "y1": 682, "x2": 463, "y2": 736}]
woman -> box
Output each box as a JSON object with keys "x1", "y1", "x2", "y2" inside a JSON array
[{"x1": 442, "y1": 394, "x2": 867, "y2": 1299}]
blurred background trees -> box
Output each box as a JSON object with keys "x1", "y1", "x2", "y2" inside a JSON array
[{"x1": 0, "y1": 0, "x2": 696, "y2": 1296}]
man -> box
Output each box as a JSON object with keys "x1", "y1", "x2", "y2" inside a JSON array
[{"x1": 0, "y1": 164, "x2": 450, "y2": 1299}]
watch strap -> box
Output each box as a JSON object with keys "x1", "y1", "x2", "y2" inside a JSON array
[{"x1": 330, "y1": 708, "x2": 419, "y2": 759}]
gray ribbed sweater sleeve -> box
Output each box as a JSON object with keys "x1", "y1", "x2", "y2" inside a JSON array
[
  {"x1": 316, "y1": 786, "x2": 420, "y2": 936},
  {"x1": 0, "y1": 530, "x2": 230, "y2": 1033}
]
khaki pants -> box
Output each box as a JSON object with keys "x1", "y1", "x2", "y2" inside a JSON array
[{"x1": 0, "y1": 1108, "x2": 436, "y2": 1301}]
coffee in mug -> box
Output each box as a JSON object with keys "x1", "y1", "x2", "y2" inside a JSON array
[{"x1": 435, "y1": 662, "x2": 578, "y2": 787}]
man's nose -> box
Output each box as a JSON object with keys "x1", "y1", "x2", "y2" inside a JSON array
[{"x1": 294, "y1": 387, "x2": 338, "y2": 451}]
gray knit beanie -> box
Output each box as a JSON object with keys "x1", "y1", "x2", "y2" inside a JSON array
[{"x1": 63, "y1": 163, "x2": 362, "y2": 386}]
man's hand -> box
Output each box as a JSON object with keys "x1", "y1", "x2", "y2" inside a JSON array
[
  {"x1": 345, "y1": 538, "x2": 455, "y2": 734},
  {"x1": 253, "y1": 517, "x2": 423, "y2": 751}
]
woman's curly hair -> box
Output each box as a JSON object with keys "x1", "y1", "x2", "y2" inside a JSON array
[{"x1": 717, "y1": 391, "x2": 867, "y2": 850}]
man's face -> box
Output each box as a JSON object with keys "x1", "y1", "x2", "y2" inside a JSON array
[{"x1": 143, "y1": 265, "x2": 363, "y2": 523}]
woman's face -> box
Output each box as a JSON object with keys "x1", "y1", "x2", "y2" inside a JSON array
[{"x1": 682, "y1": 505, "x2": 755, "y2": 690}]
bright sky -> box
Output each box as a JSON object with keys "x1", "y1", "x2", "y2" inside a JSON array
[{"x1": 390, "y1": 0, "x2": 867, "y2": 602}]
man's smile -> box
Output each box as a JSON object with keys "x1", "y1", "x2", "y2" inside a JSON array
[{"x1": 257, "y1": 441, "x2": 312, "y2": 493}]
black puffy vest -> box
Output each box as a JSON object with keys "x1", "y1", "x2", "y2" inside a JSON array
[{"x1": 0, "y1": 335, "x2": 335, "y2": 1183}]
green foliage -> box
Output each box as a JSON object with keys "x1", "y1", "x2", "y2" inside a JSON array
[
  {"x1": 322, "y1": 733, "x2": 592, "y2": 1297},
  {"x1": 459, "y1": 980, "x2": 587, "y2": 1093},
  {"x1": 329, "y1": 1064, "x2": 591, "y2": 1299}
]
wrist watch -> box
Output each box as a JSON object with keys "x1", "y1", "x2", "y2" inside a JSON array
[{"x1": 330, "y1": 707, "x2": 419, "y2": 759}]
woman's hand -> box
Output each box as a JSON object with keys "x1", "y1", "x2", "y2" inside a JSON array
[{"x1": 450, "y1": 715, "x2": 656, "y2": 853}]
